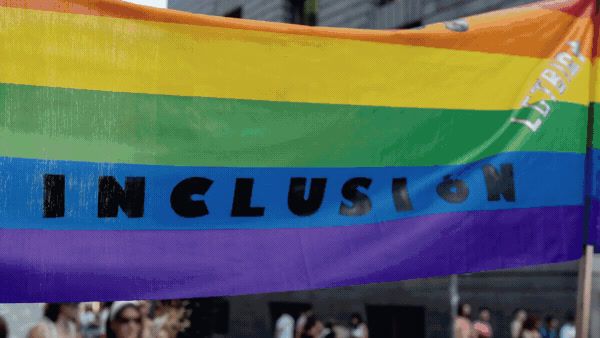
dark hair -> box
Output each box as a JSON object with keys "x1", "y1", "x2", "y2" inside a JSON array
[
  {"x1": 106, "y1": 304, "x2": 141, "y2": 338},
  {"x1": 302, "y1": 315, "x2": 318, "y2": 336},
  {"x1": 565, "y1": 311, "x2": 575, "y2": 322},
  {"x1": 544, "y1": 315, "x2": 554, "y2": 324},
  {"x1": 44, "y1": 303, "x2": 78, "y2": 322},
  {"x1": 44, "y1": 303, "x2": 62, "y2": 322},
  {"x1": 458, "y1": 303, "x2": 470, "y2": 317},
  {"x1": 479, "y1": 307, "x2": 490, "y2": 313},
  {"x1": 324, "y1": 320, "x2": 336, "y2": 338},
  {"x1": 522, "y1": 315, "x2": 539, "y2": 331},
  {"x1": 0, "y1": 316, "x2": 8, "y2": 338},
  {"x1": 351, "y1": 313, "x2": 363, "y2": 323}
]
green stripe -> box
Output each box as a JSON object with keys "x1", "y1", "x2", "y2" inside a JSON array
[
  {"x1": 0, "y1": 83, "x2": 587, "y2": 167},
  {"x1": 592, "y1": 102, "x2": 600, "y2": 149}
]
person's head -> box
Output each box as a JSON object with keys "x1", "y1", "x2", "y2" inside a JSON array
[
  {"x1": 544, "y1": 315, "x2": 558, "y2": 329},
  {"x1": 0, "y1": 315, "x2": 8, "y2": 338},
  {"x1": 522, "y1": 315, "x2": 540, "y2": 331},
  {"x1": 107, "y1": 301, "x2": 142, "y2": 338},
  {"x1": 84, "y1": 304, "x2": 94, "y2": 313},
  {"x1": 565, "y1": 311, "x2": 575, "y2": 324},
  {"x1": 137, "y1": 301, "x2": 151, "y2": 319},
  {"x1": 350, "y1": 313, "x2": 363, "y2": 327},
  {"x1": 513, "y1": 308, "x2": 527, "y2": 322},
  {"x1": 478, "y1": 307, "x2": 491, "y2": 322},
  {"x1": 458, "y1": 303, "x2": 471, "y2": 318},
  {"x1": 44, "y1": 303, "x2": 79, "y2": 323},
  {"x1": 303, "y1": 316, "x2": 317, "y2": 333}
]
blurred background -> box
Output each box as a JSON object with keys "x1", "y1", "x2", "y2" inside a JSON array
[{"x1": 0, "y1": 261, "x2": 588, "y2": 337}]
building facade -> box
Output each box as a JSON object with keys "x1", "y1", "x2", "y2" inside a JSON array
[{"x1": 168, "y1": 0, "x2": 537, "y2": 28}]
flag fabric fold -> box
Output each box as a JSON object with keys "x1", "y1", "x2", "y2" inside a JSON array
[{"x1": 0, "y1": 0, "x2": 596, "y2": 302}]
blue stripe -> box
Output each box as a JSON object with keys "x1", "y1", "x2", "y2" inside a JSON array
[
  {"x1": 0, "y1": 151, "x2": 584, "y2": 230},
  {"x1": 586, "y1": 148, "x2": 600, "y2": 247},
  {"x1": 588, "y1": 148, "x2": 600, "y2": 200}
]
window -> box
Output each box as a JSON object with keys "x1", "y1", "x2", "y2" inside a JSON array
[
  {"x1": 366, "y1": 305, "x2": 426, "y2": 338},
  {"x1": 225, "y1": 7, "x2": 242, "y2": 18},
  {"x1": 288, "y1": 0, "x2": 318, "y2": 26},
  {"x1": 181, "y1": 298, "x2": 230, "y2": 337},
  {"x1": 378, "y1": 0, "x2": 395, "y2": 6},
  {"x1": 288, "y1": 0, "x2": 306, "y2": 24}
]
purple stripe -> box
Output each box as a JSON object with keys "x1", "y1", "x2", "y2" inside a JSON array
[{"x1": 0, "y1": 206, "x2": 583, "y2": 302}]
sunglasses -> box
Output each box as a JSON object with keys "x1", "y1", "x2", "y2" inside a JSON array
[{"x1": 116, "y1": 317, "x2": 142, "y2": 325}]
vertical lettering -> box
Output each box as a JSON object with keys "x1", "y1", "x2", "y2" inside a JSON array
[
  {"x1": 231, "y1": 178, "x2": 265, "y2": 217},
  {"x1": 44, "y1": 174, "x2": 65, "y2": 218}
]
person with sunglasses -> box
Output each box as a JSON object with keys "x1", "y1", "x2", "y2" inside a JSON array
[{"x1": 107, "y1": 301, "x2": 143, "y2": 338}]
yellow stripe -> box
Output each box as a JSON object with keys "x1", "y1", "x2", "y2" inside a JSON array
[
  {"x1": 0, "y1": 6, "x2": 591, "y2": 110},
  {"x1": 592, "y1": 58, "x2": 600, "y2": 103}
]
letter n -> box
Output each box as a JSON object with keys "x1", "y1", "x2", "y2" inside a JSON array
[
  {"x1": 98, "y1": 176, "x2": 145, "y2": 218},
  {"x1": 482, "y1": 164, "x2": 516, "y2": 202}
]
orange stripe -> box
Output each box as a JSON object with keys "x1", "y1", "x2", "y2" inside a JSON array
[{"x1": 0, "y1": 0, "x2": 594, "y2": 58}]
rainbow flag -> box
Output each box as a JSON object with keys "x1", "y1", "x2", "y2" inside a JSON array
[
  {"x1": 587, "y1": 6, "x2": 600, "y2": 249},
  {"x1": 0, "y1": 0, "x2": 595, "y2": 302}
]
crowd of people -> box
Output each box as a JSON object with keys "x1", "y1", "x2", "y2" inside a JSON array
[
  {"x1": 454, "y1": 303, "x2": 576, "y2": 338},
  {"x1": 274, "y1": 308, "x2": 368, "y2": 338},
  {"x1": 0, "y1": 301, "x2": 190, "y2": 338},
  {"x1": 0, "y1": 301, "x2": 580, "y2": 338}
]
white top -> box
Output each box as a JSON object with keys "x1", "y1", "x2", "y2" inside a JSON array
[
  {"x1": 98, "y1": 309, "x2": 109, "y2": 335},
  {"x1": 79, "y1": 311, "x2": 96, "y2": 328},
  {"x1": 296, "y1": 314, "x2": 307, "y2": 334},
  {"x1": 38, "y1": 318, "x2": 77, "y2": 338},
  {"x1": 350, "y1": 323, "x2": 367, "y2": 338},
  {"x1": 275, "y1": 314, "x2": 295, "y2": 338},
  {"x1": 559, "y1": 324, "x2": 576, "y2": 338},
  {"x1": 511, "y1": 321, "x2": 522, "y2": 338}
]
